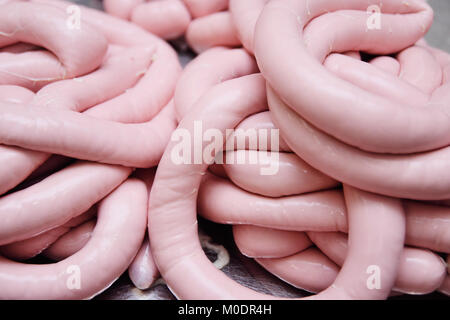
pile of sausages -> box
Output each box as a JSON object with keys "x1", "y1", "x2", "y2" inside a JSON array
[
  {"x1": 104, "y1": 0, "x2": 239, "y2": 52},
  {"x1": 0, "y1": 0, "x2": 449, "y2": 300},
  {"x1": 0, "y1": 0, "x2": 180, "y2": 299}
]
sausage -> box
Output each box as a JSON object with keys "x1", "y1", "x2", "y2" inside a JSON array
[
  {"x1": 0, "y1": 1, "x2": 107, "y2": 90},
  {"x1": 223, "y1": 150, "x2": 338, "y2": 197},
  {"x1": 254, "y1": 0, "x2": 445, "y2": 154},
  {"x1": 439, "y1": 256, "x2": 450, "y2": 296},
  {"x1": 104, "y1": 0, "x2": 230, "y2": 42},
  {"x1": 0, "y1": 99, "x2": 177, "y2": 168},
  {"x1": 0, "y1": 161, "x2": 130, "y2": 245},
  {"x1": 199, "y1": 173, "x2": 348, "y2": 233},
  {"x1": 0, "y1": 0, "x2": 447, "y2": 300},
  {"x1": 323, "y1": 53, "x2": 430, "y2": 107},
  {"x1": 0, "y1": 178, "x2": 147, "y2": 299},
  {"x1": 34, "y1": 0, "x2": 182, "y2": 123},
  {"x1": 0, "y1": 86, "x2": 46, "y2": 195},
  {"x1": 130, "y1": 0, "x2": 191, "y2": 40},
  {"x1": 256, "y1": 247, "x2": 339, "y2": 293},
  {"x1": 0, "y1": 226, "x2": 70, "y2": 261},
  {"x1": 174, "y1": 47, "x2": 257, "y2": 120},
  {"x1": 198, "y1": 173, "x2": 450, "y2": 253},
  {"x1": 307, "y1": 232, "x2": 447, "y2": 294},
  {"x1": 233, "y1": 225, "x2": 312, "y2": 259},
  {"x1": 127, "y1": 168, "x2": 161, "y2": 290},
  {"x1": 229, "y1": 0, "x2": 267, "y2": 53},
  {"x1": 44, "y1": 219, "x2": 96, "y2": 261},
  {"x1": 186, "y1": 12, "x2": 240, "y2": 53},
  {"x1": 33, "y1": 45, "x2": 155, "y2": 114},
  {"x1": 182, "y1": 0, "x2": 228, "y2": 18},
  {"x1": 267, "y1": 86, "x2": 450, "y2": 200},
  {"x1": 103, "y1": 0, "x2": 145, "y2": 20},
  {"x1": 0, "y1": 0, "x2": 180, "y2": 299},
  {"x1": 0, "y1": 46, "x2": 155, "y2": 193},
  {"x1": 403, "y1": 201, "x2": 450, "y2": 253},
  {"x1": 148, "y1": 75, "x2": 405, "y2": 299},
  {"x1": 0, "y1": 208, "x2": 95, "y2": 261},
  {"x1": 105, "y1": 0, "x2": 191, "y2": 40},
  {"x1": 226, "y1": 111, "x2": 290, "y2": 152},
  {"x1": 128, "y1": 237, "x2": 160, "y2": 290},
  {"x1": 0, "y1": 0, "x2": 181, "y2": 194}
]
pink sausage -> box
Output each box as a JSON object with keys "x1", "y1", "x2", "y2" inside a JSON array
[
  {"x1": 397, "y1": 45, "x2": 442, "y2": 94},
  {"x1": 440, "y1": 276, "x2": 450, "y2": 296},
  {"x1": 59, "y1": 206, "x2": 97, "y2": 228},
  {"x1": 307, "y1": 232, "x2": 349, "y2": 266},
  {"x1": 233, "y1": 226, "x2": 342, "y2": 294},
  {"x1": 198, "y1": 173, "x2": 450, "y2": 253},
  {"x1": 26, "y1": 155, "x2": 73, "y2": 184},
  {"x1": 0, "y1": 86, "x2": 47, "y2": 195},
  {"x1": 343, "y1": 51, "x2": 361, "y2": 60},
  {"x1": 223, "y1": 150, "x2": 339, "y2": 197},
  {"x1": 229, "y1": 0, "x2": 267, "y2": 53},
  {"x1": 0, "y1": 99, "x2": 177, "y2": 168},
  {"x1": 308, "y1": 232, "x2": 447, "y2": 294},
  {"x1": 439, "y1": 256, "x2": 450, "y2": 296},
  {"x1": 174, "y1": 47, "x2": 258, "y2": 120},
  {"x1": 0, "y1": 43, "x2": 40, "y2": 54},
  {"x1": 404, "y1": 201, "x2": 450, "y2": 253},
  {"x1": 0, "y1": 45, "x2": 155, "y2": 192},
  {"x1": 33, "y1": 45, "x2": 155, "y2": 114},
  {"x1": 0, "y1": 23, "x2": 170, "y2": 192},
  {"x1": 428, "y1": 46, "x2": 450, "y2": 83},
  {"x1": 199, "y1": 173, "x2": 348, "y2": 233},
  {"x1": 0, "y1": 50, "x2": 68, "y2": 91},
  {"x1": 0, "y1": 45, "x2": 168, "y2": 195},
  {"x1": 253, "y1": 0, "x2": 450, "y2": 154},
  {"x1": 226, "y1": 111, "x2": 290, "y2": 152},
  {"x1": 323, "y1": 53, "x2": 430, "y2": 107},
  {"x1": 44, "y1": 219, "x2": 96, "y2": 261},
  {"x1": 150, "y1": 75, "x2": 269, "y2": 299},
  {"x1": 149, "y1": 75, "x2": 405, "y2": 299},
  {"x1": 186, "y1": 12, "x2": 241, "y2": 53},
  {"x1": 0, "y1": 178, "x2": 147, "y2": 299},
  {"x1": 182, "y1": 0, "x2": 228, "y2": 18},
  {"x1": 370, "y1": 56, "x2": 401, "y2": 75},
  {"x1": 35, "y1": 0, "x2": 182, "y2": 123},
  {"x1": 103, "y1": 0, "x2": 145, "y2": 19},
  {"x1": 0, "y1": 205, "x2": 96, "y2": 260},
  {"x1": 233, "y1": 225, "x2": 312, "y2": 258},
  {"x1": 0, "y1": 85, "x2": 34, "y2": 103},
  {"x1": 131, "y1": 0, "x2": 191, "y2": 40},
  {"x1": 0, "y1": 225, "x2": 70, "y2": 261},
  {"x1": 307, "y1": 185, "x2": 405, "y2": 300},
  {"x1": 0, "y1": 1, "x2": 107, "y2": 90},
  {"x1": 267, "y1": 86, "x2": 450, "y2": 200},
  {"x1": 127, "y1": 168, "x2": 161, "y2": 290},
  {"x1": 128, "y1": 237, "x2": 160, "y2": 290},
  {"x1": 256, "y1": 248, "x2": 339, "y2": 293},
  {"x1": 1, "y1": 207, "x2": 96, "y2": 260},
  {"x1": 0, "y1": 161, "x2": 131, "y2": 245}
]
